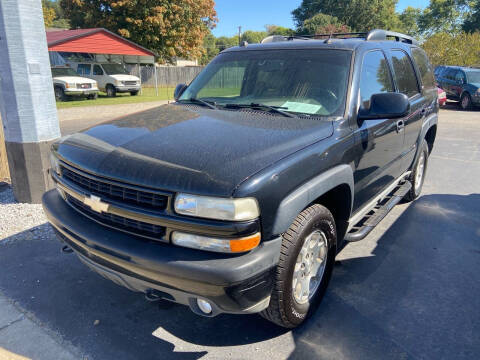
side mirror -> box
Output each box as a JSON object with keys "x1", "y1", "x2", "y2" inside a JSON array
[
  {"x1": 174, "y1": 83, "x2": 188, "y2": 101},
  {"x1": 358, "y1": 93, "x2": 410, "y2": 120}
]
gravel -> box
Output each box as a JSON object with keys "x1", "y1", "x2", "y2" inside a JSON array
[{"x1": 0, "y1": 185, "x2": 52, "y2": 245}]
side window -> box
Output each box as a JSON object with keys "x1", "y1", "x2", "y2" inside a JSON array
[
  {"x1": 77, "y1": 64, "x2": 91, "y2": 75},
  {"x1": 445, "y1": 69, "x2": 455, "y2": 80},
  {"x1": 455, "y1": 71, "x2": 465, "y2": 83},
  {"x1": 359, "y1": 50, "x2": 394, "y2": 107},
  {"x1": 391, "y1": 50, "x2": 420, "y2": 98},
  {"x1": 93, "y1": 65, "x2": 104, "y2": 75},
  {"x1": 411, "y1": 48, "x2": 435, "y2": 90}
]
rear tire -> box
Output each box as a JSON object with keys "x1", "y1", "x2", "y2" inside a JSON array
[
  {"x1": 404, "y1": 139, "x2": 429, "y2": 202},
  {"x1": 460, "y1": 93, "x2": 472, "y2": 110},
  {"x1": 106, "y1": 85, "x2": 116, "y2": 97},
  {"x1": 260, "y1": 204, "x2": 336, "y2": 328}
]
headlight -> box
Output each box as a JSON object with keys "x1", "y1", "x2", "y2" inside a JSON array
[
  {"x1": 174, "y1": 194, "x2": 260, "y2": 221},
  {"x1": 65, "y1": 83, "x2": 75, "y2": 89},
  {"x1": 114, "y1": 80, "x2": 121, "y2": 86},
  {"x1": 172, "y1": 232, "x2": 261, "y2": 253},
  {"x1": 49, "y1": 152, "x2": 61, "y2": 175}
]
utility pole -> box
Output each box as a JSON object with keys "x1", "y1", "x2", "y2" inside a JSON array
[
  {"x1": 238, "y1": 26, "x2": 242, "y2": 46},
  {"x1": 0, "y1": 0, "x2": 61, "y2": 203}
]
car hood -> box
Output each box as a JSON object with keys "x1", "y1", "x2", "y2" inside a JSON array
[
  {"x1": 110, "y1": 74, "x2": 140, "y2": 81},
  {"x1": 55, "y1": 104, "x2": 334, "y2": 196},
  {"x1": 54, "y1": 76, "x2": 96, "y2": 84}
]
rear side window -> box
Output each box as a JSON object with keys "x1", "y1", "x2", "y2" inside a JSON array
[
  {"x1": 412, "y1": 48, "x2": 435, "y2": 90},
  {"x1": 77, "y1": 64, "x2": 91, "y2": 75},
  {"x1": 359, "y1": 50, "x2": 394, "y2": 107},
  {"x1": 391, "y1": 50, "x2": 420, "y2": 98}
]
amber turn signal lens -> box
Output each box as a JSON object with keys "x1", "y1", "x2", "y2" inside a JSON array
[{"x1": 229, "y1": 233, "x2": 261, "y2": 253}]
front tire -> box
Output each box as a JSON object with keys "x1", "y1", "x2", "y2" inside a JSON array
[
  {"x1": 54, "y1": 86, "x2": 66, "y2": 101},
  {"x1": 261, "y1": 204, "x2": 336, "y2": 328},
  {"x1": 106, "y1": 85, "x2": 116, "y2": 97},
  {"x1": 460, "y1": 93, "x2": 472, "y2": 110},
  {"x1": 404, "y1": 139, "x2": 429, "y2": 202},
  {"x1": 130, "y1": 90, "x2": 139, "y2": 96}
]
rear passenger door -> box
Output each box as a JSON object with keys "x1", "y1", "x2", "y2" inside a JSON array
[{"x1": 388, "y1": 48, "x2": 425, "y2": 172}]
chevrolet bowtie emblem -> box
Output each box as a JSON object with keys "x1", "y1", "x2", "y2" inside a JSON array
[{"x1": 83, "y1": 195, "x2": 109, "y2": 213}]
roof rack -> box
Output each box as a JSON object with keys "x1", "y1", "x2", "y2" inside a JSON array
[{"x1": 261, "y1": 29, "x2": 418, "y2": 45}]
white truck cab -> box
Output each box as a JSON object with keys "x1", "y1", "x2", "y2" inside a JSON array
[
  {"x1": 51, "y1": 67, "x2": 99, "y2": 101},
  {"x1": 73, "y1": 62, "x2": 141, "y2": 97}
]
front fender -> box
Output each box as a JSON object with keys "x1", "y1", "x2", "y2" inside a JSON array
[{"x1": 271, "y1": 164, "x2": 354, "y2": 235}]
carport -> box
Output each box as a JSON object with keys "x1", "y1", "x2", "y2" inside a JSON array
[{"x1": 46, "y1": 28, "x2": 159, "y2": 94}]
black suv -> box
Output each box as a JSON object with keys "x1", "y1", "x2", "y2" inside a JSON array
[{"x1": 43, "y1": 29, "x2": 438, "y2": 328}]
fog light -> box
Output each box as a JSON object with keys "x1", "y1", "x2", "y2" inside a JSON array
[{"x1": 197, "y1": 299, "x2": 212, "y2": 314}]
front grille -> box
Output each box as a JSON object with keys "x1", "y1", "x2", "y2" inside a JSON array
[
  {"x1": 77, "y1": 83, "x2": 92, "y2": 89},
  {"x1": 123, "y1": 81, "x2": 137, "y2": 86},
  {"x1": 61, "y1": 165, "x2": 168, "y2": 211},
  {"x1": 67, "y1": 195, "x2": 166, "y2": 240}
]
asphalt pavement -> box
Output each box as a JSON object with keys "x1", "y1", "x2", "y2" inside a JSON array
[{"x1": 0, "y1": 104, "x2": 479, "y2": 360}]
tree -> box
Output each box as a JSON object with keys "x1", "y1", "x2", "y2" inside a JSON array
[
  {"x1": 42, "y1": 4, "x2": 56, "y2": 27},
  {"x1": 418, "y1": 0, "x2": 471, "y2": 35},
  {"x1": 60, "y1": 0, "x2": 217, "y2": 63},
  {"x1": 215, "y1": 36, "x2": 238, "y2": 51},
  {"x1": 42, "y1": 0, "x2": 70, "y2": 29},
  {"x1": 422, "y1": 32, "x2": 480, "y2": 66},
  {"x1": 301, "y1": 13, "x2": 350, "y2": 34},
  {"x1": 241, "y1": 30, "x2": 268, "y2": 44},
  {"x1": 265, "y1": 25, "x2": 295, "y2": 36},
  {"x1": 292, "y1": 0, "x2": 401, "y2": 32},
  {"x1": 463, "y1": 1, "x2": 480, "y2": 32},
  {"x1": 398, "y1": 6, "x2": 422, "y2": 36},
  {"x1": 200, "y1": 31, "x2": 219, "y2": 65}
]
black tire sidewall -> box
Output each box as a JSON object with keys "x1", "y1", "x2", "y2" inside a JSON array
[
  {"x1": 282, "y1": 209, "x2": 336, "y2": 326},
  {"x1": 461, "y1": 93, "x2": 471, "y2": 110},
  {"x1": 106, "y1": 85, "x2": 116, "y2": 97},
  {"x1": 55, "y1": 87, "x2": 64, "y2": 101},
  {"x1": 412, "y1": 141, "x2": 429, "y2": 198}
]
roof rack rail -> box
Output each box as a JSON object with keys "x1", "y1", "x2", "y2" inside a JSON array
[
  {"x1": 261, "y1": 29, "x2": 418, "y2": 45},
  {"x1": 366, "y1": 29, "x2": 418, "y2": 45}
]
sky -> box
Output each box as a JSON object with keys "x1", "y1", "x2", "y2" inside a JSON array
[{"x1": 212, "y1": 0, "x2": 431, "y2": 37}]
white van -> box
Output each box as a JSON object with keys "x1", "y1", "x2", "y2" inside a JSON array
[{"x1": 73, "y1": 62, "x2": 141, "y2": 97}]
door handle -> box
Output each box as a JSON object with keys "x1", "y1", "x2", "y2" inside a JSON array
[{"x1": 396, "y1": 120, "x2": 405, "y2": 132}]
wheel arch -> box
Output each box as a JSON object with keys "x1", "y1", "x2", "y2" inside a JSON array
[{"x1": 271, "y1": 164, "x2": 354, "y2": 241}]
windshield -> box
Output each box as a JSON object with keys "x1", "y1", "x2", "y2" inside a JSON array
[
  {"x1": 180, "y1": 49, "x2": 352, "y2": 116},
  {"x1": 51, "y1": 67, "x2": 79, "y2": 77},
  {"x1": 101, "y1": 63, "x2": 129, "y2": 75},
  {"x1": 466, "y1": 70, "x2": 480, "y2": 83}
]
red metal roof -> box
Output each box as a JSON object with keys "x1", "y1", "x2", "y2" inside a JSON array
[{"x1": 46, "y1": 28, "x2": 155, "y2": 56}]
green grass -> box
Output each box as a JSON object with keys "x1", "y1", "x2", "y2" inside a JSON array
[{"x1": 56, "y1": 87, "x2": 175, "y2": 109}]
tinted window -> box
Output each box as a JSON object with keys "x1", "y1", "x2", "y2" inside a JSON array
[
  {"x1": 77, "y1": 64, "x2": 91, "y2": 75},
  {"x1": 359, "y1": 50, "x2": 394, "y2": 107},
  {"x1": 412, "y1": 48, "x2": 435, "y2": 90},
  {"x1": 445, "y1": 69, "x2": 456, "y2": 80},
  {"x1": 465, "y1": 70, "x2": 480, "y2": 83},
  {"x1": 93, "y1": 65, "x2": 104, "y2": 75},
  {"x1": 391, "y1": 50, "x2": 420, "y2": 98},
  {"x1": 181, "y1": 49, "x2": 352, "y2": 116},
  {"x1": 455, "y1": 71, "x2": 465, "y2": 82}
]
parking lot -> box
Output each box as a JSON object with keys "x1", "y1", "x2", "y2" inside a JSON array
[{"x1": 0, "y1": 105, "x2": 479, "y2": 360}]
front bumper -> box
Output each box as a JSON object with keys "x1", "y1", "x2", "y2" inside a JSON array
[
  {"x1": 64, "y1": 89, "x2": 98, "y2": 96},
  {"x1": 115, "y1": 85, "x2": 140, "y2": 93},
  {"x1": 42, "y1": 190, "x2": 281, "y2": 316}
]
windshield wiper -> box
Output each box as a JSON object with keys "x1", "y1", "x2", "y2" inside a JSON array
[
  {"x1": 224, "y1": 103, "x2": 296, "y2": 118},
  {"x1": 177, "y1": 98, "x2": 217, "y2": 110}
]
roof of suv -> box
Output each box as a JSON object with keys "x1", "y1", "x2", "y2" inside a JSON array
[{"x1": 224, "y1": 29, "x2": 418, "y2": 53}]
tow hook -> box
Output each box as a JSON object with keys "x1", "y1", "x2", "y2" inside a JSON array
[{"x1": 61, "y1": 245, "x2": 74, "y2": 254}]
